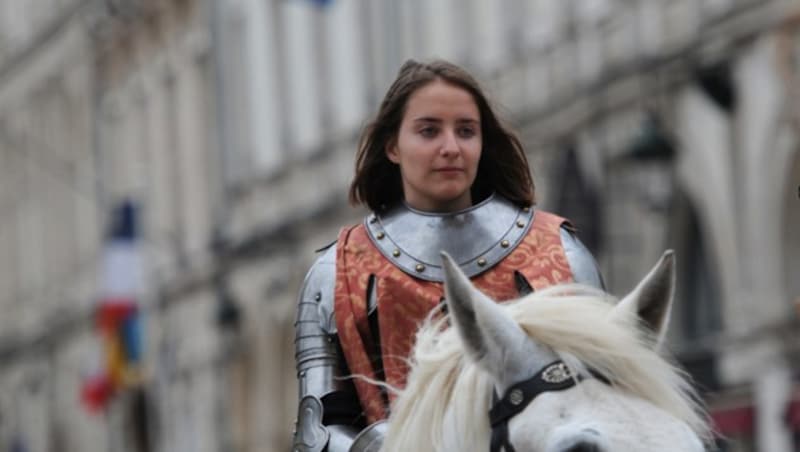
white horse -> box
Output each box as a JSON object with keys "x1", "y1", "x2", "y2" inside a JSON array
[{"x1": 382, "y1": 251, "x2": 711, "y2": 452}]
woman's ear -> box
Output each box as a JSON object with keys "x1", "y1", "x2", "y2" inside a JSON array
[
  {"x1": 384, "y1": 137, "x2": 400, "y2": 165},
  {"x1": 385, "y1": 142, "x2": 400, "y2": 164}
]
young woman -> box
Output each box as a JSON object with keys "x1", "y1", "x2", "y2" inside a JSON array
[{"x1": 292, "y1": 59, "x2": 603, "y2": 452}]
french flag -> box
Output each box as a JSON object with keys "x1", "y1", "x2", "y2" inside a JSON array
[{"x1": 81, "y1": 200, "x2": 144, "y2": 412}]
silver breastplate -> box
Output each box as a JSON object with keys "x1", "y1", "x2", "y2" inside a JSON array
[{"x1": 364, "y1": 194, "x2": 534, "y2": 282}]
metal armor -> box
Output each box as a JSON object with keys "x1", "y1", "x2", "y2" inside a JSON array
[
  {"x1": 292, "y1": 195, "x2": 603, "y2": 451},
  {"x1": 292, "y1": 244, "x2": 366, "y2": 452}
]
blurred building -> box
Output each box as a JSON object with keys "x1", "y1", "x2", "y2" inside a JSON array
[{"x1": 0, "y1": 0, "x2": 797, "y2": 451}]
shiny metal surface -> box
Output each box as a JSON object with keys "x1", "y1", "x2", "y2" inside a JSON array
[
  {"x1": 294, "y1": 245, "x2": 355, "y2": 452},
  {"x1": 349, "y1": 421, "x2": 388, "y2": 452},
  {"x1": 297, "y1": 365, "x2": 341, "y2": 402},
  {"x1": 297, "y1": 245, "x2": 337, "y2": 334},
  {"x1": 365, "y1": 194, "x2": 534, "y2": 281},
  {"x1": 292, "y1": 396, "x2": 330, "y2": 452},
  {"x1": 295, "y1": 244, "x2": 344, "y2": 393},
  {"x1": 560, "y1": 228, "x2": 604, "y2": 290}
]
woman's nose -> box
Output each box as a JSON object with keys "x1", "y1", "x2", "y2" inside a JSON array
[{"x1": 440, "y1": 130, "x2": 460, "y2": 155}]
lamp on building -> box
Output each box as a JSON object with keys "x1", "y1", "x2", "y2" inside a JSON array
[
  {"x1": 620, "y1": 112, "x2": 678, "y2": 213},
  {"x1": 215, "y1": 280, "x2": 242, "y2": 331},
  {"x1": 625, "y1": 113, "x2": 676, "y2": 162},
  {"x1": 694, "y1": 60, "x2": 736, "y2": 113}
]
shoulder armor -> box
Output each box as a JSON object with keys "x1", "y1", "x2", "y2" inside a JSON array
[
  {"x1": 297, "y1": 245, "x2": 337, "y2": 333},
  {"x1": 560, "y1": 227, "x2": 605, "y2": 290}
]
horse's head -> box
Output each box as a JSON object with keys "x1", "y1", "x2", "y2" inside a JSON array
[{"x1": 383, "y1": 251, "x2": 710, "y2": 452}]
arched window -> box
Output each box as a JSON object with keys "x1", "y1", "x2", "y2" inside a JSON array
[
  {"x1": 670, "y1": 191, "x2": 723, "y2": 392},
  {"x1": 555, "y1": 145, "x2": 603, "y2": 255}
]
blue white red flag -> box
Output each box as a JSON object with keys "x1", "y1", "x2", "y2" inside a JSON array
[{"x1": 81, "y1": 200, "x2": 145, "y2": 412}]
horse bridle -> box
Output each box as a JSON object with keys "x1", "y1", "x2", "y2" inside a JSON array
[{"x1": 488, "y1": 360, "x2": 580, "y2": 452}]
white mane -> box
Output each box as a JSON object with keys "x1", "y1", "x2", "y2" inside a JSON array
[{"x1": 382, "y1": 285, "x2": 711, "y2": 452}]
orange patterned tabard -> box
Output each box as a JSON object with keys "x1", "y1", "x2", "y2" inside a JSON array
[{"x1": 333, "y1": 210, "x2": 574, "y2": 423}]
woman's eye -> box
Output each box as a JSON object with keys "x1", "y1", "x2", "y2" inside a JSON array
[
  {"x1": 419, "y1": 127, "x2": 438, "y2": 138},
  {"x1": 457, "y1": 127, "x2": 476, "y2": 138}
]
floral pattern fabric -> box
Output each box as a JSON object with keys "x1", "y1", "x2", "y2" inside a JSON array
[{"x1": 334, "y1": 210, "x2": 574, "y2": 423}]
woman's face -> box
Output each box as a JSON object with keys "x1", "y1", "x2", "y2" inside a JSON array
[{"x1": 387, "y1": 79, "x2": 482, "y2": 212}]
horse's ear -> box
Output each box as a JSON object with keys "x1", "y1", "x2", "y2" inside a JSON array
[
  {"x1": 613, "y1": 250, "x2": 676, "y2": 348},
  {"x1": 440, "y1": 251, "x2": 509, "y2": 365},
  {"x1": 440, "y1": 252, "x2": 557, "y2": 390}
]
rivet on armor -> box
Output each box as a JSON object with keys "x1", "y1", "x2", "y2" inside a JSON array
[
  {"x1": 370, "y1": 216, "x2": 378, "y2": 224},
  {"x1": 477, "y1": 258, "x2": 487, "y2": 267},
  {"x1": 501, "y1": 240, "x2": 510, "y2": 248},
  {"x1": 299, "y1": 371, "x2": 306, "y2": 377},
  {"x1": 415, "y1": 264, "x2": 426, "y2": 273},
  {"x1": 516, "y1": 220, "x2": 525, "y2": 228},
  {"x1": 314, "y1": 293, "x2": 321, "y2": 302},
  {"x1": 522, "y1": 207, "x2": 530, "y2": 213},
  {"x1": 376, "y1": 232, "x2": 385, "y2": 240},
  {"x1": 392, "y1": 249, "x2": 401, "y2": 257},
  {"x1": 509, "y1": 388, "x2": 524, "y2": 406}
]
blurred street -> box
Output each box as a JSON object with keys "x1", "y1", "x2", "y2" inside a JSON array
[{"x1": 0, "y1": 0, "x2": 798, "y2": 451}]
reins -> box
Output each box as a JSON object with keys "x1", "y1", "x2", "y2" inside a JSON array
[{"x1": 488, "y1": 361, "x2": 612, "y2": 452}]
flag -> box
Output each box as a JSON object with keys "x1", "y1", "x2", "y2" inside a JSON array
[{"x1": 81, "y1": 200, "x2": 145, "y2": 412}]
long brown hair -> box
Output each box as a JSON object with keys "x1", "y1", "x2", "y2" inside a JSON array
[{"x1": 349, "y1": 59, "x2": 534, "y2": 212}]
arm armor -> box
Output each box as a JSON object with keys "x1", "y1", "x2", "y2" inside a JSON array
[
  {"x1": 293, "y1": 245, "x2": 384, "y2": 452},
  {"x1": 560, "y1": 227, "x2": 605, "y2": 290}
]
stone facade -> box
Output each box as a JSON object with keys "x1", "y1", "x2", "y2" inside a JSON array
[{"x1": 0, "y1": 0, "x2": 797, "y2": 451}]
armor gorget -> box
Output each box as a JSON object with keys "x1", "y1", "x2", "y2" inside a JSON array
[{"x1": 364, "y1": 194, "x2": 533, "y2": 282}]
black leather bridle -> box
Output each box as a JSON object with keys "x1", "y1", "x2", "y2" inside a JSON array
[{"x1": 488, "y1": 361, "x2": 579, "y2": 452}]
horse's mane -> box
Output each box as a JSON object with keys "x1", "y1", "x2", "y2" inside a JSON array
[{"x1": 383, "y1": 285, "x2": 711, "y2": 451}]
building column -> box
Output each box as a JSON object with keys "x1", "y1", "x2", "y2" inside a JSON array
[{"x1": 754, "y1": 364, "x2": 794, "y2": 452}]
